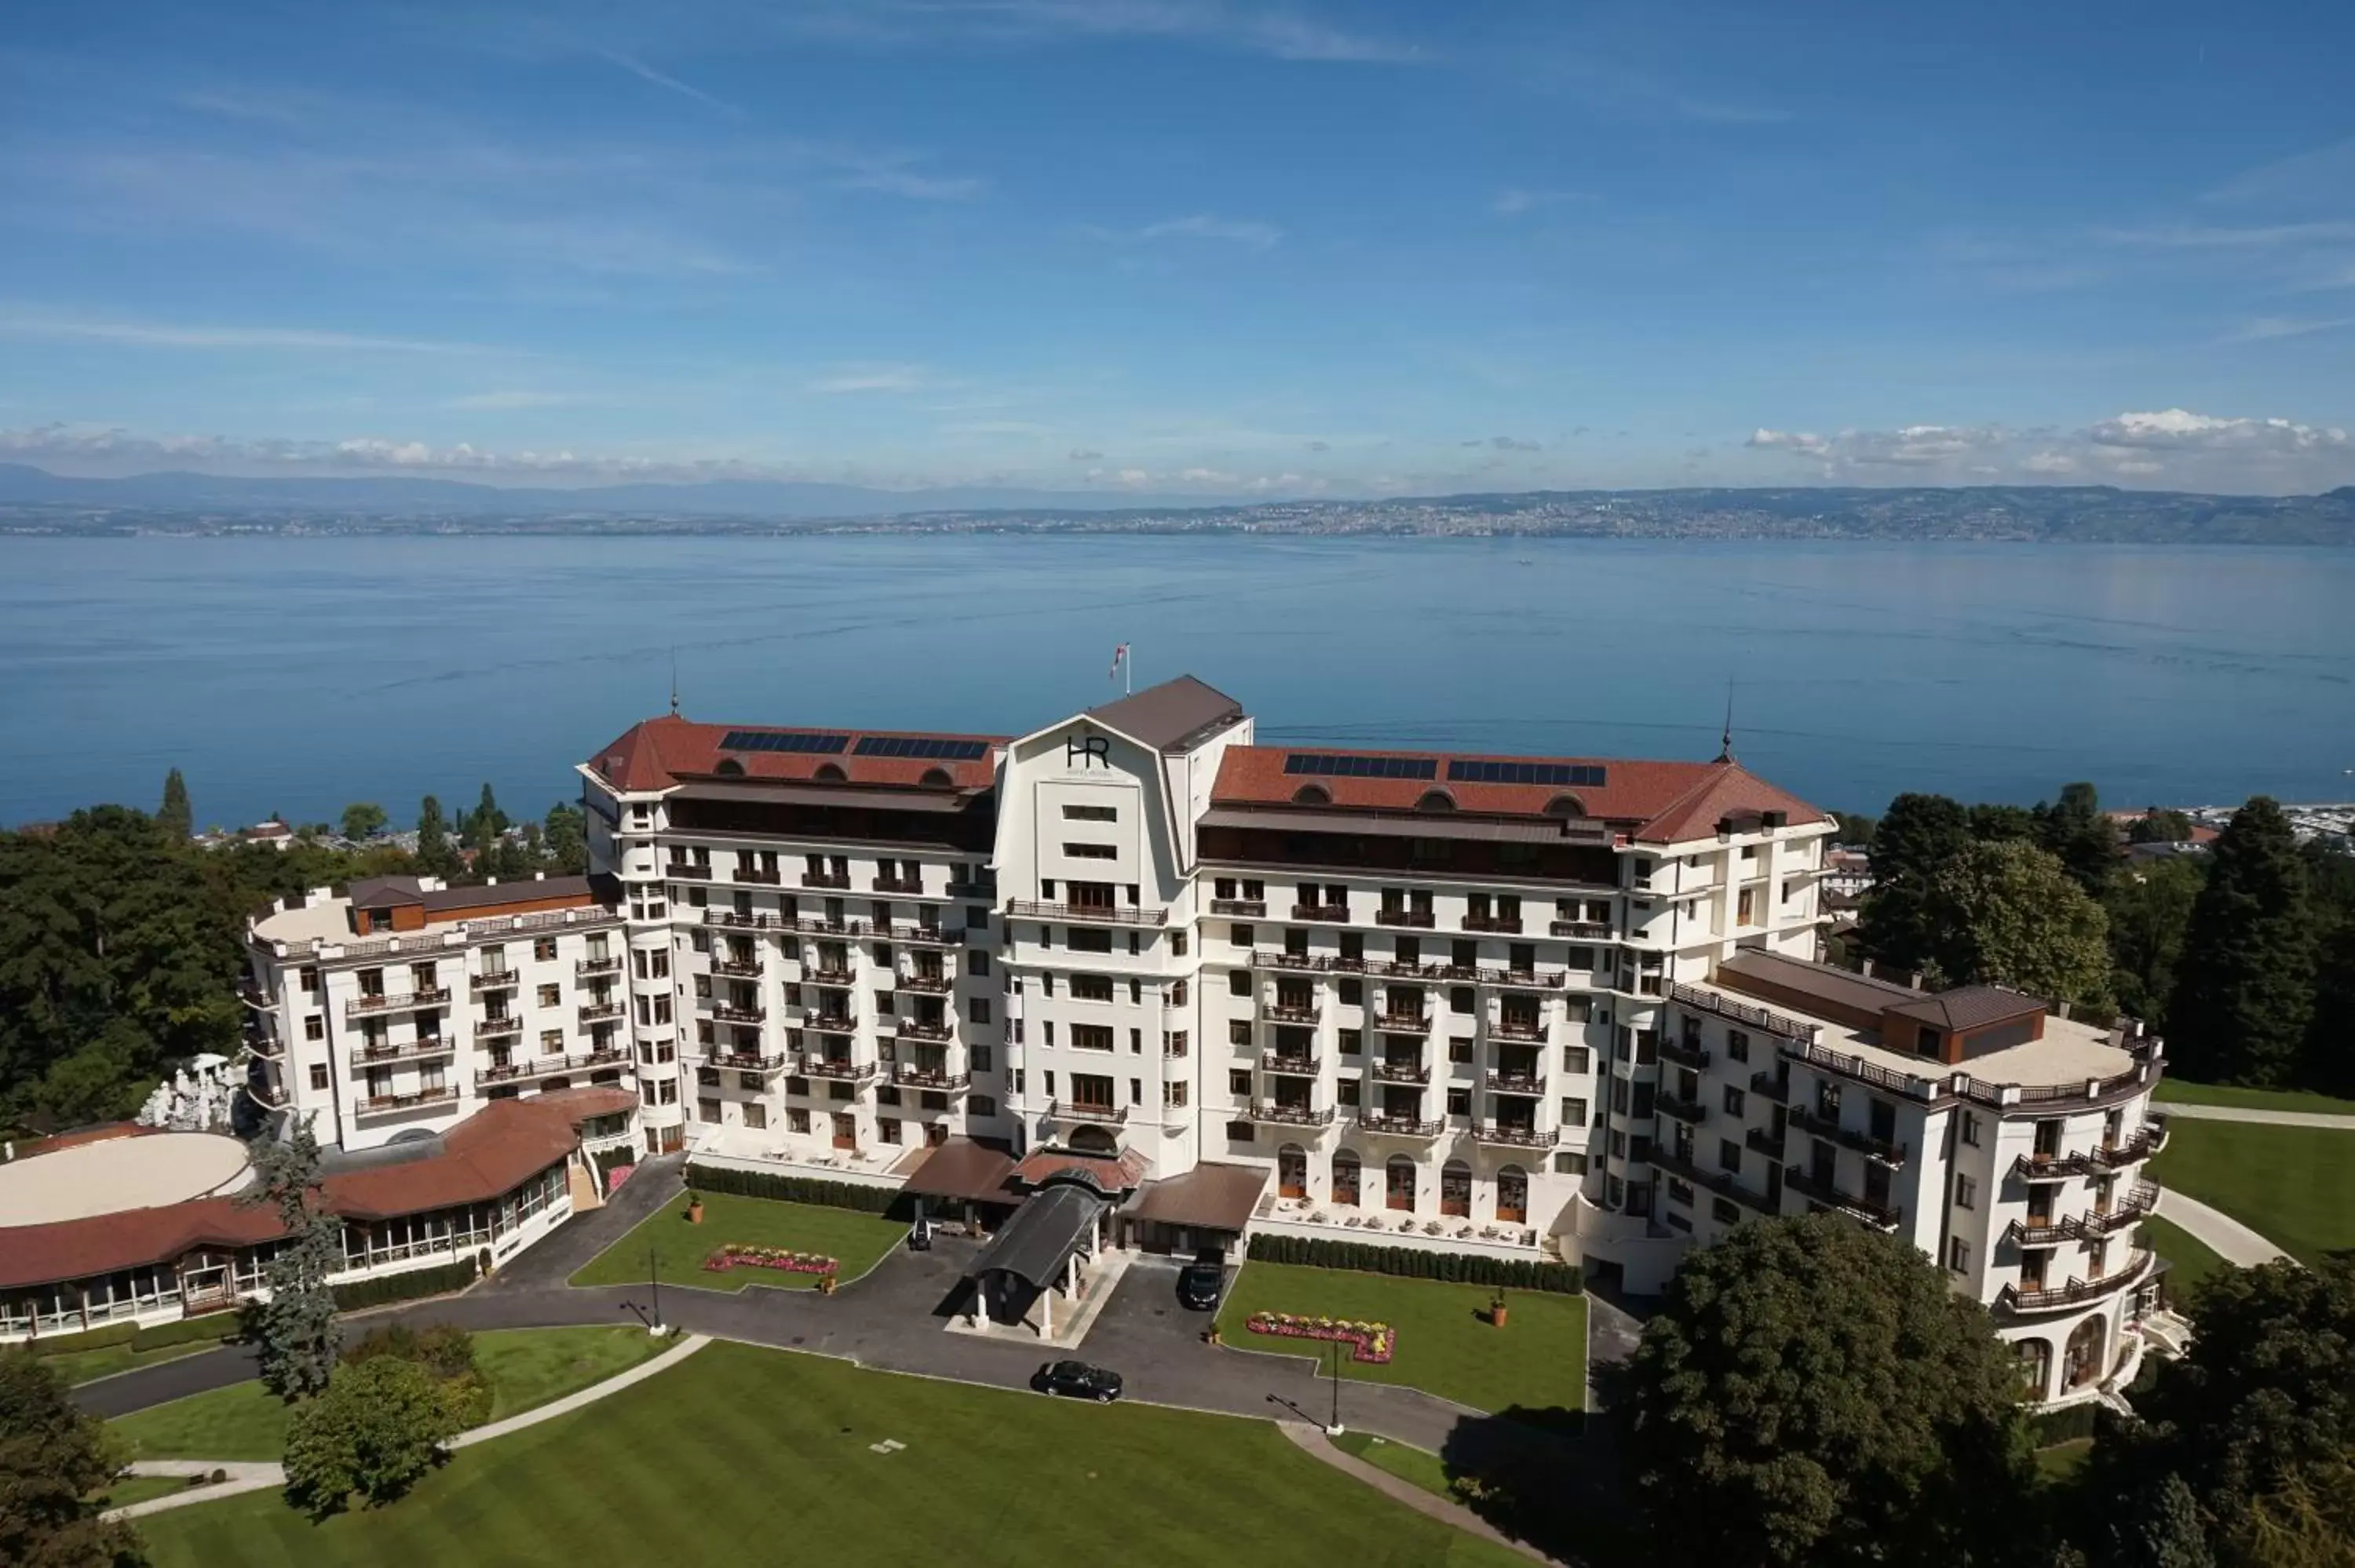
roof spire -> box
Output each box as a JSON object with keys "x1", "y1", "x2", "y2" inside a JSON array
[
  {"x1": 669, "y1": 648, "x2": 680, "y2": 717},
  {"x1": 1718, "y1": 681, "x2": 1736, "y2": 764}
]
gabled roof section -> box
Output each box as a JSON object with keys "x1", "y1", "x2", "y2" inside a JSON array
[
  {"x1": 1086, "y1": 676, "x2": 1245, "y2": 753},
  {"x1": 1210, "y1": 746, "x2": 1827, "y2": 844},
  {"x1": 586, "y1": 715, "x2": 1004, "y2": 794},
  {"x1": 1883, "y1": 985, "x2": 2046, "y2": 1034}
]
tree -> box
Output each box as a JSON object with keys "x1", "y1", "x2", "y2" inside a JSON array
[
  {"x1": 0, "y1": 1348, "x2": 147, "y2": 1566},
  {"x1": 460, "y1": 783, "x2": 508, "y2": 857},
  {"x1": 339, "y1": 803, "x2": 388, "y2": 842},
  {"x1": 1623, "y1": 1215, "x2": 2032, "y2": 1568},
  {"x1": 1922, "y1": 839, "x2": 2113, "y2": 1008},
  {"x1": 282, "y1": 1355, "x2": 458, "y2": 1516},
  {"x1": 156, "y1": 770, "x2": 191, "y2": 841},
  {"x1": 239, "y1": 1119, "x2": 342, "y2": 1401},
  {"x1": 2312, "y1": 918, "x2": 2355, "y2": 1099},
  {"x1": 2089, "y1": 1471, "x2": 2214, "y2": 1568},
  {"x1": 1859, "y1": 793, "x2": 1973, "y2": 977},
  {"x1": 1970, "y1": 802, "x2": 2041, "y2": 843},
  {"x1": 2128, "y1": 810, "x2": 2196, "y2": 845},
  {"x1": 2039, "y1": 782, "x2": 2120, "y2": 895},
  {"x1": 414, "y1": 796, "x2": 456, "y2": 880},
  {"x1": 2169, "y1": 797, "x2": 2316, "y2": 1086},
  {"x1": 1831, "y1": 811, "x2": 1878, "y2": 848},
  {"x1": 542, "y1": 803, "x2": 587, "y2": 875},
  {"x1": 2108, "y1": 858, "x2": 2206, "y2": 1027}
]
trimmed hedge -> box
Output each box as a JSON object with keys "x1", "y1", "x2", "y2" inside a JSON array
[
  {"x1": 685, "y1": 1162, "x2": 909, "y2": 1216},
  {"x1": 28, "y1": 1309, "x2": 239, "y2": 1358},
  {"x1": 1247, "y1": 1232, "x2": 1581, "y2": 1293},
  {"x1": 2028, "y1": 1401, "x2": 2103, "y2": 1447},
  {"x1": 330, "y1": 1256, "x2": 480, "y2": 1311}
]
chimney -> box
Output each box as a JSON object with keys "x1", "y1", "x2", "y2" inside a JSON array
[
  {"x1": 1909, "y1": 971, "x2": 1926, "y2": 991},
  {"x1": 2055, "y1": 1000, "x2": 2072, "y2": 1020}
]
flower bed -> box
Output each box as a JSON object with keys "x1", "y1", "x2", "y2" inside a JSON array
[
  {"x1": 1243, "y1": 1311, "x2": 1396, "y2": 1363},
  {"x1": 702, "y1": 1245, "x2": 839, "y2": 1278}
]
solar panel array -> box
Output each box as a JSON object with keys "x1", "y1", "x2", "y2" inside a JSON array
[
  {"x1": 852, "y1": 735, "x2": 991, "y2": 760},
  {"x1": 1447, "y1": 760, "x2": 1608, "y2": 788},
  {"x1": 717, "y1": 731, "x2": 849, "y2": 754},
  {"x1": 1283, "y1": 753, "x2": 1439, "y2": 780}
]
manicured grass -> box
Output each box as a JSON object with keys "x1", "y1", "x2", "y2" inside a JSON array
[
  {"x1": 133, "y1": 1340, "x2": 1526, "y2": 1567},
  {"x1": 569, "y1": 1192, "x2": 906, "y2": 1293},
  {"x1": 2139, "y1": 1216, "x2": 2228, "y2": 1300},
  {"x1": 2149, "y1": 1119, "x2": 2355, "y2": 1266},
  {"x1": 2156, "y1": 1079, "x2": 2355, "y2": 1116},
  {"x1": 1333, "y1": 1430, "x2": 1454, "y2": 1498},
  {"x1": 2035, "y1": 1439, "x2": 2094, "y2": 1482},
  {"x1": 41, "y1": 1337, "x2": 224, "y2": 1388},
  {"x1": 100, "y1": 1475, "x2": 210, "y2": 1509},
  {"x1": 1215, "y1": 1261, "x2": 1586, "y2": 1420},
  {"x1": 109, "y1": 1327, "x2": 668, "y2": 1461}
]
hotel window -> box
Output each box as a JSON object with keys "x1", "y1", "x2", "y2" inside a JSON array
[
  {"x1": 1722, "y1": 1086, "x2": 1746, "y2": 1117},
  {"x1": 969, "y1": 997, "x2": 992, "y2": 1024},
  {"x1": 1718, "y1": 1140, "x2": 1742, "y2": 1172},
  {"x1": 743, "y1": 1103, "x2": 767, "y2": 1130},
  {"x1": 1961, "y1": 1111, "x2": 1982, "y2": 1147},
  {"x1": 1170, "y1": 978, "x2": 1188, "y2": 1006},
  {"x1": 1064, "y1": 804, "x2": 1117, "y2": 822},
  {"x1": 1068, "y1": 926, "x2": 1112, "y2": 953},
  {"x1": 1070, "y1": 974, "x2": 1114, "y2": 1003},
  {"x1": 1229, "y1": 1069, "x2": 1251, "y2": 1095},
  {"x1": 878, "y1": 1119, "x2": 901, "y2": 1145},
  {"x1": 1338, "y1": 1029, "x2": 1362, "y2": 1055},
  {"x1": 1072, "y1": 1024, "x2": 1114, "y2": 1052},
  {"x1": 1040, "y1": 974, "x2": 1056, "y2": 997},
  {"x1": 1450, "y1": 986, "x2": 1473, "y2": 1015},
  {"x1": 1955, "y1": 1174, "x2": 1977, "y2": 1210},
  {"x1": 1727, "y1": 1030, "x2": 1750, "y2": 1063},
  {"x1": 1448, "y1": 1037, "x2": 1473, "y2": 1064},
  {"x1": 699, "y1": 1098, "x2": 721, "y2": 1124},
  {"x1": 1947, "y1": 1238, "x2": 1969, "y2": 1274},
  {"x1": 1165, "y1": 1081, "x2": 1188, "y2": 1108},
  {"x1": 300, "y1": 965, "x2": 321, "y2": 994},
  {"x1": 1215, "y1": 877, "x2": 1236, "y2": 899},
  {"x1": 1064, "y1": 843, "x2": 1116, "y2": 859},
  {"x1": 1232, "y1": 924, "x2": 1254, "y2": 948},
  {"x1": 1565, "y1": 996, "x2": 1593, "y2": 1024},
  {"x1": 1338, "y1": 978, "x2": 1362, "y2": 1005},
  {"x1": 542, "y1": 1030, "x2": 564, "y2": 1052},
  {"x1": 1713, "y1": 1198, "x2": 1740, "y2": 1226},
  {"x1": 969, "y1": 1096, "x2": 998, "y2": 1118},
  {"x1": 969, "y1": 951, "x2": 990, "y2": 977},
  {"x1": 1130, "y1": 979, "x2": 1143, "y2": 1004},
  {"x1": 1561, "y1": 1097, "x2": 1587, "y2": 1126},
  {"x1": 1229, "y1": 970, "x2": 1250, "y2": 997},
  {"x1": 309, "y1": 1063, "x2": 330, "y2": 1091},
  {"x1": 539, "y1": 984, "x2": 560, "y2": 1008},
  {"x1": 1170, "y1": 931, "x2": 1188, "y2": 956},
  {"x1": 535, "y1": 937, "x2": 558, "y2": 962},
  {"x1": 1229, "y1": 1020, "x2": 1252, "y2": 1045},
  {"x1": 1130, "y1": 1029, "x2": 1143, "y2": 1052},
  {"x1": 1337, "y1": 1078, "x2": 1361, "y2": 1107},
  {"x1": 305, "y1": 1014, "x2": 324, "y2": 1041},
  {"x1": 1445, "y1": 1087, "x2": 1470, "y2": 1116},
  {"x1": 1561, "y1": 1045, "x2": 1590, "y2": 1074},
  {"x1": 1554, "y1": 1151, "x2": 1586, "y2": 1176}
]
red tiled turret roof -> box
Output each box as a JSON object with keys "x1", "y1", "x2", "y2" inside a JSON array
[{"x1": 585, "y1": 716, "x2": 1004, "y2": 793}]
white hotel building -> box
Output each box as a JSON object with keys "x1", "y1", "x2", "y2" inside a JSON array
[{"x1": 236, "y1": 673, "x2": 2168, "y2": 1407}]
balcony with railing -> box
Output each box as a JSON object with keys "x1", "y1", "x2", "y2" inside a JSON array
[
  {"x1": 2004, "y1": 1181, "x2": 2161, "y2": 1248},
  {"x1": 896, "y1": 1018, "x2": 955, "y2": 1043},
  {"x1": 1474, "y1": 1121, "x2": 1555, "y2": 1148},
  {"x1": 1050, "y1": 1099, "x2": 1128, "y2": 1125},
  {"x1": 798, "y1": 1053, "x2": 878, "y2": 1081},
  {"x1": 1677, "y1": 983, "x2": 1818, "y2": 1043},
  {"x1": 1374, "y1": 906, "x2": 1436, "y2": 928},
  {"x1": 577, "y1": 999, "x2": 625, "y2": 1024},
  {"x1": 1786, "y1": 1105, "x2": 1908, "y2": 1168},
  {"x1": 353, "y1": 1037, "x2": 457, "y2": 1065},
  {"x1": 945, "y1": 876, "x2": 997, "y2": 900},
  {"x1": 895, "y1": 1062, "x2": 971, "y2": 1092},
  {"x1": 477, "y1": 1046, "x2": 629, "y2": 1087},
  {"x1": 1652, "y1": 1145, "x2": 1778, "y2": 1214},
  {"x1": 666, "y1": 861, "x2": 714, "y2": 881},
  {"x1": 1210, "y1": 897, "x2": 1268, "y2": 917},
  {"x1": 1291, "y1": 902, "x2": 1350, "y2": 921},
  {"x1": 238, "y1": 983, "x2": 276, "y2": 1012},
  {"x1": 872, "y1": 873, "x2": 926, "y2": 895},
  {"x1": 805, "y1": 963, "x2": 857, "y2": 986},
  {"x1": 1252, "y1": 950, "x2": 1367, "y2": 974},
  {"x1": 805, "y1": 1012, "x2": 859, "y2": 1034},
  {"x1": 469, "y1": 971, "x2": 520, "y2": 996},
  {"x1": 801, "y1": 869, "x2": 853, "y2": 889},
  {"x1": 575, "y1": 954, "x2": 623, "y2": 978},
  {"x1": 1549, "y1": 919, "x2": 1613, "y2": 940},
  {"x1": 1486, "y1": 1067, "x2": 1546, "y2": 1096},
  {"x1": 897, "y1": 970, "x2": 954, "y2": 994},
  {"x1": 1265, "y1": 998, "x2": 1320, "y2": 1025},
  {"x1": 1355, "y1": 1109, "x2": 1444, "y2": 1139},
  {"x1": 1745, "y1": 1125, "x2": 1785, "y2": 1157},
  {"x1": 1249, "y1": 1100, "x2": 1334, "y2": 1126},
  {"x1": 710, "y1": 958, "x2": 763, "y2": 979},
  {"x1": 1261, "y1": 1050, "x2": 1321, "y2": 1076},
  {"x1": 1007, "y1": 899, "x2": 1167, "y2": 927},
  {"x1": 1376, "y1": 1010, "x2": 1430, "y2": 1034},
  {"x1": 732, "y1": 863, "x2": 782, "y2": 884},
  {"x1": 1784, "y1": 1164, "x2": 1901, "y2": 1231},
  {"x1": 709, "y1": 1001, "x2": 766, "y2": 1025},
  {"x1": 882, "y1": 922, "x2": 963, "y2": 947},
  {"x1": 1480, "y1": 968, "x2": 1569, "y2": 990},
  {"x1": 1659, "y1": 1034, "x2": 1711, "y2": 1071},
  {"x1": 1656, "y1": 1094, "x2": 1708, "y2": 1125},
  {"x1": 2011, "y1": 1125, "x2": 2166, "y2": 1183},
  {"x1": 1490, "y1": 1016, "x2": 1547, "y2": 1044},
  {"x1": 345, "y1": 987, "x2": 451, "y2": 1020},
  {"x1": 1369, "y1": 1056, "x2": 1430, "y2": 1085},
  {"x1": 705, "y1": 909, "x2": 790, "y2": 931},
  {"x1": 475, "y1": 1014, "x2": 523, "y2": 1039},
  {"x1": 1997, "y1": 1249, "x2": 2156, "y2": 1316},
  {"x1": 1462, "y1": 913, "x2": 1523, "y2": 934},
  {"x1": 710, "y1": 1047, "x2": 790, "y2": 1073},
  {"x1": 1749, "y1": 1070, "x2": 1791, "y2": 1103},
  {"x1": 356, "y1": 1086, "x2": 459, "y2": 1117}
]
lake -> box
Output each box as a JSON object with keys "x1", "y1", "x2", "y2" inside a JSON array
[{"x1": 2, "y1": 534, "x2": 2350, "y2": 829}]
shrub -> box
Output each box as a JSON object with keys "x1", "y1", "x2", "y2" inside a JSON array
[
  {"x1": 683, "y1": 1163, "x2": 910, "y2": 1216},
  {"x1": 25, "y1": 1308, "x2": 240, "y2": 1359},
  {"x1": 341, "y1": 1323, "x2": 493, "y2": 1428},
  {"x1": 283, "y1": 1356, "x2": 460, "y2": 1516},
  {"x1": 2028, "y1": 1402, "x2": 2102, "y2": 1447},
  {"x1": 330, "y1": 1256, "x2": 479, "y2": 1312},
  {"x1": 1243, "y1": 1232, "x2": 1580, "y2": 1293}
]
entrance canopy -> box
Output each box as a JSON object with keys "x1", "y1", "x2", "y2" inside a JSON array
[
  {"x1": 962, "y1": 1183, "x2": 1104, "y2": 1289},
  {"x1": 897, "y1": 1136, "x2": 1020, "y2": 1205},
  {"x1": 1124, "y1": 1162, "x2": 1268, "y2": 1236}
]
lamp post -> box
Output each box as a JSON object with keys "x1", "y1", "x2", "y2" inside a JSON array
[
  {"x1": 648, "y1": 1242, "x2": 666, "y2": 1337},
  {"x1": 1326, "y1": 1336, "x2": 1344, "y2": 1437}
]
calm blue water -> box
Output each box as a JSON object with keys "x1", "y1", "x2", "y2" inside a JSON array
[{"x1": 2, "y1": 535, "x2": 2351, "y2": 828}]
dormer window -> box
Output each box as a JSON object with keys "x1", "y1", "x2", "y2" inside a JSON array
[
  {"x1": 1543, "y1": 794, "x2": 1585, "y2": 818},
  {"x1": 1415, "y1": 789, "x2": 1456, "y2": 812},
  {"x1": 714, "y1": 757, "x2": 745, "y2": 776},
  {"x1": 1292, "y1": 784, "x2": 1331, "y2": 806},
  {"x1": 813, "y1": 762, "x2": 847, "y2": 782}
]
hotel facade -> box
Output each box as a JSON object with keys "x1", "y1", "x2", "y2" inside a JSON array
[{"x1": 538, "y1": 674, "x2": 2171, "y2": 1408}]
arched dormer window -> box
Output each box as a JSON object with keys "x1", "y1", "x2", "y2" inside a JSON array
[
  {"x1": 1292, "y1": 783, "x2": 1331, "y2": 806},
  {"x1": 714, "y1": 757, "x2": 746, "y2": 777},
  {"x1": 812, "y1": 762, "x2": 847, "y2": 782},
  {"x1": 1543, "y1": 793, "x2": 1586, "y2": 818},
  {"x1": 1416, "y1": 788, "x2": 1456, "y2": 812},
  {"x1": 920, "y1": 767, "x2": 955, "y2": 787}
]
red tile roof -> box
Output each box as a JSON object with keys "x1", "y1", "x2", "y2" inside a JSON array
[
  {"x1": 1010, "y1": 1148, "x2": 1151, "y2": 1193},
  {"x1": 585, "y1": 715, "x2": 1004, "y2": 794},
  {"x1": 0, "y1": 1096, "x2": 620, "y2": 1293},
  {"x1": 1209, "y1": 746, "x2": 1827, "y2": 844}
]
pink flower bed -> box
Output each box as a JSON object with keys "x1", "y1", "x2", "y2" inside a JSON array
[
  {"x1": 703, "y1": 1244, "x2": 839, "y2": 1278},
  {"x1": 1244, "y1": 1311, "x2": 1397, "y2": 1364}
]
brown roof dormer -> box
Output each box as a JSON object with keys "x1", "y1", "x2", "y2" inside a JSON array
[
  {"x1": 1881, "y1": 986, "x2": 2047, "y2": 1066},
  {"x1": 345, "y1": 875, "x2": 427, "y2": 935}
]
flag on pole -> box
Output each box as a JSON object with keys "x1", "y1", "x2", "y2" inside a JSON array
[{"x1": 1108, "y1": 643, "x2": 1130, "y2": 684}]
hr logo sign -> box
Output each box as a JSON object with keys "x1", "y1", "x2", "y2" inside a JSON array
[{"x1": 1065, "y1": 734, "x2": 1111, "y2": 769}]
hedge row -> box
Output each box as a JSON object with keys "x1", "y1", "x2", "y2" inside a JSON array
[
  {"x1": 685, "y1": 1163, "x2": 908, "y2": 1216},
  {"x1": 2028, "y1": 1401, "x2": 2103, "y2": 1446},
  {"x1": 1247, "y1": 1232, "x2": 1582, "y2": 1294},
  {"x1": 330, "y1": 1256, "x2": 480, "y2": 1311},
  {"x1": 28, "y1": 1308, "x2": 240, "y2": 1358}
]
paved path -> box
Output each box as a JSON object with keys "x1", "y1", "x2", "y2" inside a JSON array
[
  {"x1": 107, "y1": 1462, "x2": 285, "y2": 1521},
  {"x1": 2162, "y1": 1190, "x2": 2292, "y2": 1268},
  {"x1": 2159, "y1": 1102, "x2": 2355, "y2": 1131},
  {"x1": 1280, "y1": 1422, "x2": 1564, "y2": 1566},
  {"x1": 448, "y1": 1332, "x2": 707, "y2": 1449}
]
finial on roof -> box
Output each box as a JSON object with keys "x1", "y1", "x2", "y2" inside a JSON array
[
  {"x1": 1718, "y1": 681, "x2": 1736, "y2": 764},
  {"x1": 669, "y1": 648, "x2": 680, "y2": 717}
]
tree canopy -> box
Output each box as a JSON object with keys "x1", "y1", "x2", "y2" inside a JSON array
[
  {"x1": 1923, "y1": 838, "x2": 2113, "y2": 1007},
  {"x1": 155, "y1": 769, "x2": 191, "y2": 841},
  {"x1": 2168, "y1": 797, "x2": 2316, "y2": 1086},
  {"x1": 1623, "y1": 1214, "x2": 2032, "y2": 1568},
  {"x1": 282, "y1": 1355, "x2": 459, "y2": 1516},
  {"x1": 1859, "y1": 793, "x2": 1975, "y2": 976},
  {"x1": 339, "y1": 801, "x2": 388, "y2": 841},
  {"x1": 0, "y1": 1347, "x2": 147, "y2": 1567}
]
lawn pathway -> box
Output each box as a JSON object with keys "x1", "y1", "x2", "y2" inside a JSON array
[
  {"x1": 1279, "y1": 1422, "x2": 1564, "y2": 1566},
  {"x1": 2159, "y1": 1103, "x2": 2355, "y2": 1131},
  {"x1": 99, "y1": 1335, "x2": 711, "y2": 1522},
  {"x1": 2160, "y1": 1191, "x2": 2291, "y2": 1268}
]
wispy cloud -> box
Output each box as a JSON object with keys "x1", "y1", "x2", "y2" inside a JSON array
[
  {"x1": 2093, "y1": 221, "x2": 2355, "y2": 249},
  {"x1": 598, "y1": 49, "x2": 745, "y2": 119},
  {"x1": 1461, "y1": 435, "x2": 1540, "y2": 451},
  {"x1": 784, "y1": 0, "x2": 1424, "y2": 64},
  {"x1": 1747, "y1": 407, "x2": 2353, "y2": 490},
  {"x1": 806, "y1": 363, "x2": 934, "y2": 393},
  {"x1": 2228, "y1": 314, "x2": 2355, "y2": 342},
  {"x1": 1097, "y1": 213, "x2": 1282, "y2": 249},
  {"x1": 1492, "y1": 188, "x2": 1586, "y2": 217},
  {"x1": 443, "y1": 389, "x2": 595, "y2": 410},
  {"x1": 0, "y1": 308, "x2": 502, "y2": 356}
]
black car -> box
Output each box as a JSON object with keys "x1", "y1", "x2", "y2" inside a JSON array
[
  {"x1": 1176, "y1": 1246, "x2": 1227, "y2": 1311},
  {"x1": 1034, "y1": 1360, "x2": 1123, "y2": 1402}
]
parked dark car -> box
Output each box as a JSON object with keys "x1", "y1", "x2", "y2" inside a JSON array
[
  {"x1": 1176, "y1": 1245, "x2": 1227, "y2": 1311},
  {"x1": 1033, "y1": 1360, "x2": 1123, "y2": 1402}
]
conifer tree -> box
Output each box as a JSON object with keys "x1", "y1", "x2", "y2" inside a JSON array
[
  {"x1": 157, "y1": 767, "x2": 192, "y2": 839},
  {"x1": 2169, "y1": 797, "x2": 2315, "y2": 1085}
]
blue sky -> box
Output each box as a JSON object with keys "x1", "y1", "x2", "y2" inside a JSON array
[{"x1": 2, "y1": 0, "x2": 2351, "y2": 496}]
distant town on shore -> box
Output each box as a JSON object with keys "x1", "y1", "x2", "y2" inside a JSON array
[{"x1": 5, "y1": 465, "x2": 2355, "y2": 545}]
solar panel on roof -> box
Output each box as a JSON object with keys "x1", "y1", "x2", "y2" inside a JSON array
[
  {"x1": 717, "y1": 731, "x2": 849, "y2": 754},
  {"x1": 1444, "y1": 760, "x2": 1607, "y2": 787},
  {"x1": 1283, "y1": 753, "x2": 1438, "y2": 780},
  {"x1": 852, "y1": 735, "x2": 991, "y2": 760}
]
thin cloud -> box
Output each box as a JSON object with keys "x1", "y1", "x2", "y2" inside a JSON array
[
  {"x1": 1068, "y1": 447, "x2": 1103, "y2": 461},
  {"x1": 2229, "y1": 314, "x2": 2355, "y2": 342},
  {"x1": 2092, "y1": 221, "x2": 2355, "y2": 249},
  {"x1": 1493, "y1": 188, "x2": 1585, "y2": 217},
  {"x1": 598, "y1": 49, "x2": 745, "y2": 119},
  {"x1": 1120, "y1": 213, "x2": 1282, "y2": 248},
  {"x1": 814, "y1": 0, "x2": 1426, "y2": 64},
  {"x1": 0, "y1": 308, "x2": 502, "y2": 356},
  {"x1": 805, "y1": 363, "x2": 933, "y2": 393},
  {"x1": 443, "y1": 389, "x2": 594, "y2": 410}
]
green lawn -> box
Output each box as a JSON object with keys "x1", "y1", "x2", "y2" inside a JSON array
[
  {"x1": 569, "y1": 1192, "x2": 906, "y2": 1293},
  {"x1": 100, "y1": 1475, "x2": 210, "y2": 1510},
  {"x1": 133, "y1": 1340, "x2": 1525, "y2": 1568},
  {"x1": 2139, "y1": 1215, "x2": 2228, "y2": 1300},
  {"x1": 109, "y1": 1327, "x2": 666, "y2": 1461},
  {"x1": 2035, "y1": 1439, "x2": 2094, "y2": 1483},
  {"x1": 41, "y1": 1337, "x2": 225, "y2": 1389},
  {"x1": 1332, "y1": 1430, "x2": 1454, "y2": 1498},
  {"x1": 2149, "y1": 1119, "x2": 2355, "y2": 1266},
  {"x1": 1215, "y1": 1262, "x2": 1586, "y2": 1420},
  {"x1": 2155, "y1": 1080, "x2": 2355, "y2": 1116}
]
